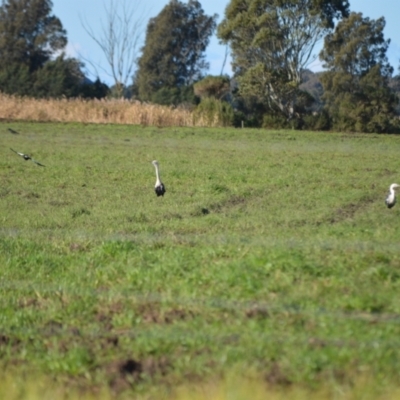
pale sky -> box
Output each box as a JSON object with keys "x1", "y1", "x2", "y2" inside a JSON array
[{"x1": 52, "y1": 0, "x2": 400, "y2": 85}]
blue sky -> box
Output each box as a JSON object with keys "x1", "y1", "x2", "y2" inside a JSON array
[{"x1": 52, "y1": 0, "x2": 400, "y2": 85}]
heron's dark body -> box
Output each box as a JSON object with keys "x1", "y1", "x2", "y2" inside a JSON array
[
  {"x1": 386, "y1": 197, "x2": 396, "y2": 208},
  {"x1": 155, "y1": 183, "x2": 166, "y2": 197}
]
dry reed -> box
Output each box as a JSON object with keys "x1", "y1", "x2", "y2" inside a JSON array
[{"x1": 0, "y1": 93, "x2": 219, "y2": 127}]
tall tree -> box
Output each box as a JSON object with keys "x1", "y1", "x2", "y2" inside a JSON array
[
  {"x1": 0, "y1": 0, "x2": 67, "y2": 72},
  {"x1": 0, "y1": 0, "x2": 106, "y2": 98},
  {"x1": 135, "y1": 0, "x2": 217, "y2": 104},
  {"x1": 217, "y1": 0, "x2": 349, "y2": 120},
  {"x1": 320, "y1": 12, "x2": 398, "y2": 133}
]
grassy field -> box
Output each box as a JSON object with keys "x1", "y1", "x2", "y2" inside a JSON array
[{"x1": 1, "y1": 122, "x2": 400, "y2": 398}]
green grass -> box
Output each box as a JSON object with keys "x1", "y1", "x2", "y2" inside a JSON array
[{"x1": 1, "y1": 122, "x2": 400, "y2": 397}]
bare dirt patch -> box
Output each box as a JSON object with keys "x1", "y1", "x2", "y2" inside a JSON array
[
  {"x1": 106, "y1": 356, "x2": 170, "y2": 392},
  {"x1": 330, "y1": 195, "x2": 376, "y2": 224}
]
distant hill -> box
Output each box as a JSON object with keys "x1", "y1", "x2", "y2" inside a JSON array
[{"x1": 300, "y1": 69, "x2": 324, "y2": 111}]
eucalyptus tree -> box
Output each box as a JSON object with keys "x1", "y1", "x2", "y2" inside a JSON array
[
  {"x1": 217, "y1": 0, "x2": 349, "y2": 120},
  {"x1": 320, "y1": 12, "x2": 398, "y2": 133}
]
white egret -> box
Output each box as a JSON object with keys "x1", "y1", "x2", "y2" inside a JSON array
[{"x1": 385, "y1": 183, "x2": 400, "y2": 208}]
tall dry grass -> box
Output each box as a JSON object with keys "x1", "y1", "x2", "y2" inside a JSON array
[{"x1": 0, "y1": 93, "x2": 218, "y2": 127}]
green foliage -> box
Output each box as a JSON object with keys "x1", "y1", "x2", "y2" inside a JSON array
[
  {"x1": 135, "y1": 0, "x2": 217, "y2": 103},
  {"x1": 302, "y1": 110, "x2": 331, "y2": 130},
  {"x1": 217, "y1": 0, "x2": 349, "y2": 120},
  {"x1": 79, "y1": 78, "x2": 110, "y2": 100},
  {"x1": 0, "y1": 54, "x2": 107, "y2": 100},
  {"x1": 0, "y1": 0, "x2": 67, "y2": 72},
  {"x1": 230, "y1": 93, "x2": 268, "y2": 128},
  {"x1": 262, "y1": 113, "x2": 290, "y2": 129},
  {"x1": 0, "y1": 0, "x2": 104, "y2": 99},
  {"x1": 231, "y1": 110, "x2": 258, "y2": 128},
  {"x1": 0, "y1": 63, "x2": 32, "y2": 95},
  {"x1": 320, "y1": 13, "x2": 392, "y2": 77},
  {"x1": 320, "y1": 12, "x2": 399, "y2": 133},
  {"x1": 32, "y1": 54, "x2": 84, "y2": 98},
  {"x1": 150, "y1": 85, "x2": 198, "y2": 107},
  {"x1": 193, "y1": 75, "x2": 231, "y2": 100},
  {"x1": 193, "y1": 98, "x2": 234, "y2": 126}
]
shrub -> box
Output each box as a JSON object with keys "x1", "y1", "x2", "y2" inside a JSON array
[
  {"x1": 262, "y1": 113, "x2": 289, "y2": 129},
  {"x1": 193, "y1": 75, "x2": 230, "y2": 100},
  {"x1": 193, "y1": 98, "x2": 234, "y2": 127},
  {"x1": 302, "y1": 111, "x2": 331, "y2": 131},
  {"x1": 151, "y1": 86, "x2": 198, "y2": 107}
]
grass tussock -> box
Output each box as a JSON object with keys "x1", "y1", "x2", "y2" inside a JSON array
[{"x1": 0, "y1": 93, "x2": 222, "y2": 127}]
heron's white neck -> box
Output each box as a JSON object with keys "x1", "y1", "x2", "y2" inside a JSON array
[
  {"x1": 154, "y1": 163, "x2": 161, "y2": 184},
  {"x1": 390, "y1": 184, "x2": 399, "y2": 195}
]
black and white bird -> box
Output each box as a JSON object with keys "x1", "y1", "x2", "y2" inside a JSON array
[
  {"x1": 10, "y1": 148, "x2": 45, "y2": 167},
  {"x1": 385, "y1": 183, "x2": 400, "y2": 208},
  {"x1": 152, "y1": 160, "x2": 166, "y2": 197},
  {"x1": 8, "y1": 128, "x2": 19, "y2": 134}
]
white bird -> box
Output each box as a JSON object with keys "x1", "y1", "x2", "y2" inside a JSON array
[
  {"x1": 152, "y1": 160, "x2": 166, "y2": 197},
  {"x1": 10, "y1": 148, "x2": 45, "y2": 167},
  {"x1": 385, "y1": 183, "x2": 400, "y2": 208}
]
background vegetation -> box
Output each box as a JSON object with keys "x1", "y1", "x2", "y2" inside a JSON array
[
  {"x1": 1, "y1": 0, "x2": 400, "y2": 132},
  {"x1": 2, "y1": 122, "x2": 400, "y2": 398}
]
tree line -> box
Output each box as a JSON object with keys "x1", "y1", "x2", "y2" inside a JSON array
[
  {"x1": 0, "y1": 0, "x2": 109, "y2": 99},
  {"x1": 1, "y1": 0, "x2": 400, "y2": 133}
]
